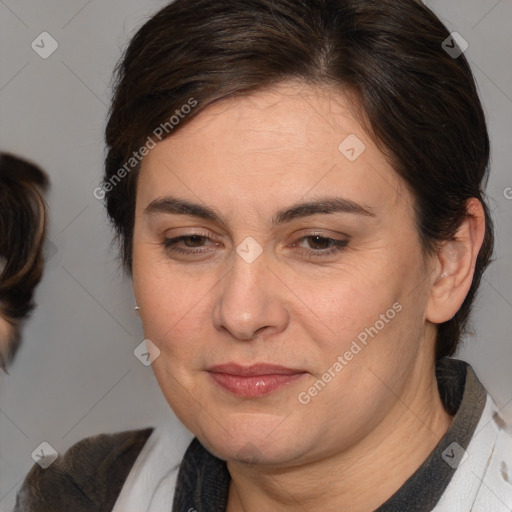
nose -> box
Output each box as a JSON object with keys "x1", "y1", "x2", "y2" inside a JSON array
[{"x1": 212, "y1": 251, "x2": 289, "y2": 341}]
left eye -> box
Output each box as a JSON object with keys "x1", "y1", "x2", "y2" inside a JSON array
[{"x1": 292, "y1": 235, "x2": 348, "y2": 257}]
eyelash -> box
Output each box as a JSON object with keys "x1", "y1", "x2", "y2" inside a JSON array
[{"x1": 162, "y1": 234, "x2": 348, "y2": 259}]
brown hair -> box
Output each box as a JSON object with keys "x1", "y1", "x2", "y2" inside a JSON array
[
  {"x1": 103, "y1": 0, "x2": 494, "y2": 360},
  {"x1": 0, "y1": 153, "x2": 49, "y2": 371}
]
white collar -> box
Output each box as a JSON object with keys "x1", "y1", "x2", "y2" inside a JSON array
[
  {"x1": 433, "y1": 393, "x2": 512, "y2": 511},
  {"x1": 112, "y1": 416, "x2": 193, "y2": 512}
]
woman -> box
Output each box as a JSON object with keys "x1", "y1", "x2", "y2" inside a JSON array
[
  {"x1": 15, "y1": 0, "x2": 512, "y2": 510},
  {"x1": 0, "y1": 153, "x2": 48, "y2": 373}
]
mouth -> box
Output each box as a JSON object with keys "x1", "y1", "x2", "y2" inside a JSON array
[{"x1": 207, "y1": 363, "x2": 308, "y2": 397}]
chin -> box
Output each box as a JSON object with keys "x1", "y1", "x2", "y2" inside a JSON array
[{"x1": 193, "y1": 411, "x2": 308, "y2": 465}]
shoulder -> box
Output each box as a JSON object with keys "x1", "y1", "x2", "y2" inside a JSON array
[{"x1": 14, "y1": 427, "x2": 154, "y2": 512}]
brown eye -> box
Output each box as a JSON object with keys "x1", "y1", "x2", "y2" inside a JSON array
[
  {"x1": 292, "y1": 235, "x2": 348, "y2": 259},
  {"x1": 162, "y1": 233, "x2": 220, "y2": 257}
]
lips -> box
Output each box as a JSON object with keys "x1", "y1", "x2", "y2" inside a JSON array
[
  {"x1": 207, "y1": 363, "x2": 307, "y2": 397},
  {"x1": 208, "y1": 363, "x2": 304, "y2": 376}
]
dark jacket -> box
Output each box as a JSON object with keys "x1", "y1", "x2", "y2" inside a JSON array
[{"x1": 13, "y1": 428, "x2": 153, "y2": 512}]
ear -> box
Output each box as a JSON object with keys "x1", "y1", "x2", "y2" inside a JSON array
[{"x1": 426, "y1": 198, "x2": 486, "y2": 324}]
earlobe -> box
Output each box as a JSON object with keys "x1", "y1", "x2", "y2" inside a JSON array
[{"x1": 426, "y1": 198, "x2": 486, "y2": 324}]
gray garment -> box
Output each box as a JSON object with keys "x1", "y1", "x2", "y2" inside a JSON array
[{"x1": 13, "y1": 428, "x2": 153, "y2": 511}]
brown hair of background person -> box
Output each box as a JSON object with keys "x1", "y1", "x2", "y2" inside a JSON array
[
  {"x1": 0, "y1": 152, "x2": 49, "y2": 373},
  {"x1": 102, "y1": 0, "x2": 494, "y2": 361}
]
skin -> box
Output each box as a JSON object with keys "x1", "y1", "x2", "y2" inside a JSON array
[
  {"x1": 0, "y1": 258, "x2": 11, "y2": 368},
  {"x1": 132, "y1": 81, "x2": 485, "y2": 511},
  {"x1": 0, "y1": 315, "x2": 15, "y2": 368}
]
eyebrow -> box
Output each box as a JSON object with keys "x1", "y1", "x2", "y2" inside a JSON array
[{"x1": 144, "y1": 195, "x2": 376, "y2": 225}]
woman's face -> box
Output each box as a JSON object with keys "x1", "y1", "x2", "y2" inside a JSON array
[{"x1": 132, "y1": 82, "x2": 439, "y2": 465}]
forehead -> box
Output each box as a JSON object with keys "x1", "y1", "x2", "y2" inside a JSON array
[
  {"x1": 137, "y1": 82, "x2": 408, "y2": 220},
  {"x1": 160, "y1": 82, "x2": 362, "y2": 157}
]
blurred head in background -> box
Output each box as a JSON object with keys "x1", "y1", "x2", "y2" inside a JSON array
[{"x1": 0, "y1": 152, "x2": 48, "y2": 373}]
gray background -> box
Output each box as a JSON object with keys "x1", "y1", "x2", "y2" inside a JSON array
[{"x1": 0, "y1": 0, "x2": 511, "y2": 509}]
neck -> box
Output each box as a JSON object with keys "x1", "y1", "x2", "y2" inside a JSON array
[{"x1": 226, "y1": 361, "x2": 453, "y2": 512}]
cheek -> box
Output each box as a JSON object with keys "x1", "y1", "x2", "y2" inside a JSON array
[
  {"x1": 301, "y1": 250, "x2": 427, "y2": 398},
  {"x1": 310, "y1": 268, "x2": 402, "y2": 348},
  {"x1": 133, "y1": 238, "x2": 186, "y2": 318},
  {"x1": 132, "y1": 253, "x2": 213, "y2": 367}
]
